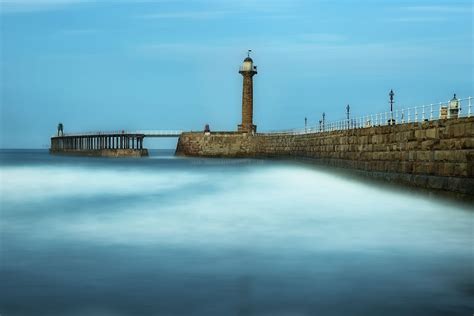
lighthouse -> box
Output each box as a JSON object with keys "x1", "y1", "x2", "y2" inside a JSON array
[{"x1": 238, "y1": 51, "x2": 257, "y2": 133}]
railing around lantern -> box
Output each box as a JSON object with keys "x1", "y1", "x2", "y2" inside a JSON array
[{"x1": 259, "y1": 96, "x2": 472, "y2": 136}]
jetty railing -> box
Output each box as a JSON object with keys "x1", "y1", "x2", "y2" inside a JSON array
[
  {"x1": 55, "y1": 130, "x2": 183, "y2": 137},
  {"x1": 260, "y1": 96, "x2": 472, "y2": 135}
]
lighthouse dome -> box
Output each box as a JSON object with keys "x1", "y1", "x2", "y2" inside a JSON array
[{"x1": 240, "y1": 56, "x2": 255, "y2": 72}]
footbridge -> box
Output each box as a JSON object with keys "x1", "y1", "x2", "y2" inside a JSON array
[{"x1": 138, "y1": 130, "x2": 183, "y2": 137}]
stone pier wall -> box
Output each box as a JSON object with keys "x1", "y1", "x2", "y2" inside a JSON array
[{"x1": 176, "y1": 117, "x2": 474, "y2": 195}]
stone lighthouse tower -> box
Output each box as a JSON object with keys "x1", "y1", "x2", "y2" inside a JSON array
[{"x1": 238, "y1": 51, "x2": 257, "y2": 133}]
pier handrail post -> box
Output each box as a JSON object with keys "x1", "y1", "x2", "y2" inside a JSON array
[{"x1": 469, "y1": 96, "x2": 472, "y2": 117}]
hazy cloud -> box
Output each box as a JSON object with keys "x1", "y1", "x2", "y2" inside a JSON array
[
  {"x1": 204, "y1": 0, "x2": 301, "y2": 12},
  {"x1": 139, "y1": 10, "x2": 231, "y2": 20},
  {"x1": 385, "y1": 4, "x2": 472, "y2": 23},
  {"x1": 0, "y1": 0, "x2": 90, "y2": 13},
  {"x1": 386, "y1": 17, "x2": 449, "y2": 23},
  {"x1": 298, "y1": 33, "x2": 346, "y2": 43},
  {"x1": 0, "y1": 0, "x2": 169, "y2": 13},
  {"x1": 0, "y1": 0, "x2": 300, "y2": 14},
  {"x1": 135, "y1": 38, "x2": 468, "y2": 70},
  {"x1": 58, "y1": 28, "x2": 98, "y2": 35},
  {"x1": 401, "y1": 5, "x2": 472, "y2": 14}
]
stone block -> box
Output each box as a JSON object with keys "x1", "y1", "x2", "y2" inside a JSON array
[
  {"x1": 421, "y1": 139, "x2": 438, "y2": 150},
  {"x1": 434, "y1": 150, "x2": 450, "y2": 162},
  {"x1": 439, "y1": 163, "x2": 454, "y2": 177},
  {"x1": 427, "y1": 176, "x2": 445, "y2": 190},
  {"x1": 407, "y1": 141, "x2": 419, "y2": 150},
  {"x1": 415, "y1": 130, "x2": 426, "y2": 140},
  {"x1": 425, "y1": 128, "x2": 438, "y2": 139},
  {"x1": 463, "y1": 122, "x2": 473, "y2": 136},
  {"x1": 439, "y1": 139, "x2": 456, "y2": 150},
  {"x1": 416, "y1": 151, "x2": 432, "y2": 161},
  {"x1": 405, "y1": 130, "x2": 416, "y2": 141},
  {"x1": 453, "y1": 124, "x2": 465, "y2": 138},
  {"x1": 453, "y1": 163, "x2": 468, "y2": 177},
  {"x1": 467, "y1": 152, "x2": 474, "y2": 177}
]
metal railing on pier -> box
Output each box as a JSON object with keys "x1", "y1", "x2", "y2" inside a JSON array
[
  {"x1": 137, "y1": 130, "x2": 183, "y2": 137},
  {"x1": 259, "y1": 96, "x2": 472, "y2": 136},
  {"x1": 56, "y1": 130, "x2": 183, "y2": 137}
]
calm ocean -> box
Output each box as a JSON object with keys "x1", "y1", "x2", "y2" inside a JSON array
[{"x1": 0, "y1": 149, "x2": 472, "y2": 316}]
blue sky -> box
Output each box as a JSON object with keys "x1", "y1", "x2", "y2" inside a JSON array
[{"x1": 1, "y1": 0, "x2": 472, "y2": 148}]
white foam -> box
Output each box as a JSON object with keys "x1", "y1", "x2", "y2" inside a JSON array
[
  {"x1": 0, "y1": 166, "x2": 203, "y2": 202},
  {"x1": 3, "y1": 164, "x2": 470, "y2": 254}
]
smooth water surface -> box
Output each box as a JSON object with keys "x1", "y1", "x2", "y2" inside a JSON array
[{"x1": 0, "y1": 150, "x2": 472, "y2": 315}]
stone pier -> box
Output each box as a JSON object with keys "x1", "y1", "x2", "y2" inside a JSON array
[{"x1": 176, "y1": 117, "x2": 474, "y2": 195}]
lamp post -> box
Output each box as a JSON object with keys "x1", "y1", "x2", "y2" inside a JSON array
[
  {"x1": 389, "y1": 89, "x2": 395, "y2": 125},
  {"x1": 305, "y1": 117, "x2": 307, "y2": 132},
  {"x1": 322, "y1": 112, "x2": 326, "y2": 132},
  {"x1": 346, "y1": 104, "x2": 350, "y2": 129},
  {"x1": 319, "y1": 119, "x2": 322, "y2": 132}
]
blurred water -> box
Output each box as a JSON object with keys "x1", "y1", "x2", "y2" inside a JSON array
[{"x1": 0, "y1": 149, "x2": 472, "y2": 316}]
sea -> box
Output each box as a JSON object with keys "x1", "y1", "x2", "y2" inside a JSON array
[{"x1": 0, "y1": 149, "x2": 472, "y2": 316}]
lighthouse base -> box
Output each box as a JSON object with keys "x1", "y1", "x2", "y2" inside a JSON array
[{"x1": 238, "y1": 124, "x2": 257, "y2": 133}]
